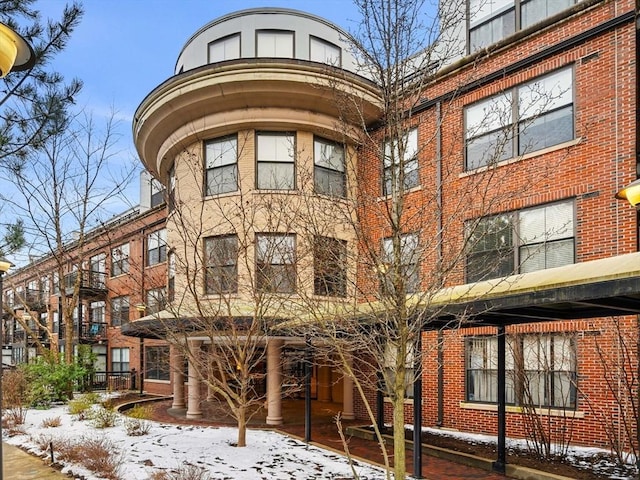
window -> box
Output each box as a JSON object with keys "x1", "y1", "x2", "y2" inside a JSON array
[
  {"x1": 257, "y1": 30, "x2": 294, "y2": 57},
  {"x1": 146, "y1": 287, "x2": 166, "y2": 315},
  {"x1": 383, "y1": 342, "x2": 415, "y2": 399},
  {"x1": 466, "y1": 334, "x2": 576, "y2": 409},
  {"x1": 168, "y1": 163, "x2": 176, "y2": 211},
  {"x1": 40, "y1": 275, "x2": 50, "y2": 303},
  {"x1": 110, "y1": 296, "x2": 130, "y2": 327},
  {"x1": 256, "y1": 234, "x2": 295, "y2": 293},
  {"x1": 309, "y1": 36, "x2": 341, "y2": 66},
  {"x1": 111, "y1": 347, "x2": 130, "y2": 373},
  {"x1": 314, "y1": 237, "x2": 347, "y2": 297},
  {"x1": 90, "y1": 301, "x2": 105, "y2": 323},
  {"x1": 209, "y1": 33, "x2": 240, "y2": 63},
  {"x1": 205, "y1": 235, "x2": 238, "y2": 294},
  {"x1": 383, "y1": 128, "x2": 419, "y2": 195},
  {"x1": 465, "y1": 67, "x2": 573, "y2": 170},
  {"x1": 111, "y1": 243, "x2": 130, "y2": 276},
  {"x1": 145, "y1": 345, "x2": 170, "y2": 380},
  {"x1": 147, "y1": 229, "x2": 167, "y2": 266},
  {"x1": 90, "y1": 253, "x2": 106, "y2": 288},
  {"x1": 382, "y1": 233, "x2": 420, "y2": 294},
  {"x1": 314, "y1": 137, "x2": 345, "y2": 197},
  {"x1": 468, "y1": 0, "x2": 579, "y2": 51},
  {"x1": 150, "y1": 177, "x2": 165, "y2": 208},
  {"x1": 205, "y1": 136, "x2": 238, "y2": 195},
  {"x1": 168, "y1": 252, "x2": 176, "y2": 303},
  {"x1": 466, "y1": 201, "x2": 574, "y2": 282},
  {"x1": 256, "y1": 132, "x2": 295, "y2": 190}
]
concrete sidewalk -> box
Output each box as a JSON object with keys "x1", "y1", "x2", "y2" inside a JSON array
[{"x1": 3, "y1": 443, "x2": 67, "y2": 480}]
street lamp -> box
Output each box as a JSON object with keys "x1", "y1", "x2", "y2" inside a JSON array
[
  {"x1": 615, "y1": 178, "x2": 640, "y2": 209},
  {"x1": 0, "y1": 257, "x2": 14, "y2": 480},
  {"x1": 0, "y1": 23, "x2": 35, "y2": 78}
]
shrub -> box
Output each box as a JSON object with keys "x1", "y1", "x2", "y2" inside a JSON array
[
  {"x1": 126, "y1": 404, "x2": 152, "y2": 420},
  {"x1": 2, "y1": 369, "x2": 28, "y2": 408},
  {"x1": 90, "y1": 406, "x2": 118, "y2": 429},
  {"x1": 124, "y1": 417, "x2": 151, "y2": 436},
  {"x1": 164, "y1": 465, "x2": 212, "y2": 480},
  {"x1": 41, "y1": 416, "x2": 62, "y2": 428},
  {"x1": 68, "y1": 396, "x2": 93, "y2": 420},
  {"x1": 55, "y1": 435, "x2": 123, "y2": 480},
  {"x1": 4, "y1": 405, "x2": 27, "y2": 427}
]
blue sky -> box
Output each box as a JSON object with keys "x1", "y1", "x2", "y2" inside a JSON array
[{"x1": 35, "y1": 0, "x2": 362, "y2": 205}]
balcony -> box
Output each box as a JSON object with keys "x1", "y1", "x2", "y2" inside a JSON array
[
  {"x1": 59, "y1": 322, "x2": 107, "y2": 344},
  {"x1": 63, "y1": 270, "x2": 107, "y2": 299}
]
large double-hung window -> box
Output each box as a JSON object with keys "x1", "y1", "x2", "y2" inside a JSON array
[
  {"x1": 205, "y1": 136, "x2": 238, "y2": 195},
  {"x1": 383, "y1": 128, "x2": 419, "y2": 195},
  {"x1": 465, "y1": 67, "x2": 574, "y2": 170},
  {"x1": 466, "y1": 201, "x2": 574, "y2": 282},
  {"x1": 256, "y1": 234, "x2": 296, "y2": 293},
  {"x1": 205, "y1": 235, "x2": 238, "y2": 294},
  {"x1": 256, "y1": 132, "x2": 295, "y2": 190},
  {"x1": 314, "y1": 137, "x2": 345, "y2": 197}
]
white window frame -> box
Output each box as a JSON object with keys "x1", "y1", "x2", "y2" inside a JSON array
[
  {"x1": 256, "y1": 30, "x2": 294, "y2": 57},
  {"x1": 256, "y1": 132, "x2": 295, "y2": 190},
  {"x1": 208, "y1": 33, "x2": 241, "y2": 63}
]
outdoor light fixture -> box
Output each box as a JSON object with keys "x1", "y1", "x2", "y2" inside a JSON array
[
  {"x1": 615, "y1": 178, "x2": 640, "y2": 208},
  {"x1": 0, "y1": 22, "x2": 35, "y2": 78}
]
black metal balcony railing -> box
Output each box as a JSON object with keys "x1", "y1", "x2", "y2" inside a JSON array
[
  {"x1": 59, "y1": 322, "x2": 107, "y2": 342},
  {"x1": 63, "y1": 270, "x2": 107, "y2": 297}
]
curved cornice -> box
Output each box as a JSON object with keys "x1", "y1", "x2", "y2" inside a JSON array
[{"x1": 133, "y1": 59, "x2": 382, "y2": 179}]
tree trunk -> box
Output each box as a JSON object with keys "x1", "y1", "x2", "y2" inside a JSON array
[{"x1": 237, "y1": 404, "x2": 247, "y2": 447}]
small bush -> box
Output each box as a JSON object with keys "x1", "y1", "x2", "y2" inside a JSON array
[
  {"x1": 126, "y1": 404, "x2": 152, "y2": 419},
  {"x1": 90, "y1": 406, "x2": 118, "y2": 429},
  {"x1": 82, "y1": 392, "x2": 101, "y2": 404},
  {"x1": 41, "y1": 416, "x2": 62, "y2": 428},
  {"x1": 124, "y1": 417, "x2": 151, "y2": 436},
  {"x1": 56, "y1": 435, "x2": 123, "y2": 480},
  {"x1": 165, "y1": 464, "x2": 212, "y2": 480},
  {"x1": 68, "y1": 397, "x2": 92, "y2": 420}
]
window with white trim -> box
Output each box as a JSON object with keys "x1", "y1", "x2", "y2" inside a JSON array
[
  {"x1": 383, "y1": 128, "x2": 419, "y2": 195},
  {"x1": 314, "y1": 137, "x2": 345, "y2": 197},
  {"x1": 205, "y1": 135, "x2": 238, "y2": 195},
  {"x1": 209, "y1": 33, "x2": 240, "y2": 63},
  {"x1": 466, "y1": 201, "x2": 574, "y2": 282},
  {"x1": 466, "y1": 334, "x2": 576, "y2": 409},
  {"x1": 465, "y1": 67, "x2": 574, "y2": 170},
  {"x1": 256, "y1": 132, "x2": 295, "y2": 190},
  {"x1": 111, "y1": 347, "x2": 130, "y2": 373}
]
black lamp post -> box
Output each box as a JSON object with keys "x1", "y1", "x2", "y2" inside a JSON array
[{"x1": 0, "y1": 258, "x2": 14, "y2": 480}]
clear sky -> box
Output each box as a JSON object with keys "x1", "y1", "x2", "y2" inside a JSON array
[{"x1": 35, "y1": 0, "x2": 362, "y2": 203}]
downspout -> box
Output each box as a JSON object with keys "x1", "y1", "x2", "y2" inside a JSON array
[{"x1": 435, "y1": 101, "x2": 445, "y2": 427}]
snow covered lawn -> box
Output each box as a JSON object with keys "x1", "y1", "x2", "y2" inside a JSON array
[{"x1": 5, "y1": 400, "x2": 387, "y2": 480}]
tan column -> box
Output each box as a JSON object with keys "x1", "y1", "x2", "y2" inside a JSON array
[
  {"x1": 170, "y1": 345, "x2": 185, "y2": 409},
  {"x1": 266, "y1": 338, "x2": 284, "y2": 425},
  {"x1": 342, "y1": 356, "x2": 355, "y2": 420},
  {"x1": 186, "y1": 339, "x2": 203, "y2": 419},
  {"x1": 317, "y1": 365, "x2": 332, "y2": 402}
]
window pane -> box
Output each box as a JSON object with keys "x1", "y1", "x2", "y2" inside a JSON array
[
  {"x1": 521, "y1": 0, "x2": 574, "y2": 29},
  {"x1": 257, "y1": 31, "x2": 294, "y2": 57},
  {"x1": 209, "y1": 33, "x2": 240, "y2": 63},
  {"x1": 207, "y1": 164, "x2": 238, "y2": 195},
  {"x1": 518, "y1": 68, "x2": 572, "y2": 120},
  {"x1": 206, "y1": 137, "x2": 237, "y2": 168},
  {"x1": 469, "y1": 0, "x2": 512, "y2": 26},
  {"x1": 518, "y1": 106, "x2": 573, "y2": 155},
  {"x1": 466, "y1": 94, "x2": 512, "y2": 139},
  {"x1": 257, "y1": 163, "x2": 295, "y2": 189},
  {"x1": 314, "y1": 237, "x2": 347, "y2": 297},
  {"x1": 310, "y1": 36, "x2": 341, "y2": 66},
  {"x1": 469, "y1": 8, "x2": 515, "y2": 50},
  {"x1": 205, "y1": 236, "x2": 238, "y2": 294},
  {"x1": 314, "y1": 139, "x2": 344, "y2": 171}
]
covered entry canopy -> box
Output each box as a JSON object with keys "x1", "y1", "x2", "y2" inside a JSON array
[{"x1": 425, "y1": 250, "x2": 640, "y2": 325}]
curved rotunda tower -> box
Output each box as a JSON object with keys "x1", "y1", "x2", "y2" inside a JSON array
[{"x1": 133, "y1": 9, "x2": 381, "y2": 423}]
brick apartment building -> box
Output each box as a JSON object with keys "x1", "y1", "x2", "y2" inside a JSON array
[{"x1": 3, "y1": 0, "x2": 639, "y2": 454}]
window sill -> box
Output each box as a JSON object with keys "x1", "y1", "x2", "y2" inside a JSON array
[
  {"x1": 460, "y1": 137, "x2": 582, "y2": 178},
  {"x1": 203, "y1": 190, "x2": 240, "y2": 201},
  {"x1": 144, "y1": 379, "x2": 170, "y2": 384},
  {"x1": 384, "y1": 396, "x2": 414, "y2": 405},
  {"x1": 459, "y1": 401, "x2": 584, "y2": 418}
]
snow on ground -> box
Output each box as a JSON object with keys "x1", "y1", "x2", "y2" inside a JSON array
[{"x1": 7, "y1": 401, "x2": 387, "y2": 480}]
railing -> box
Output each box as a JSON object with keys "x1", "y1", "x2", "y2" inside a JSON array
[
  {"x1": 63, "y1": 270, "x2": 107, "y2": 293},
  {"x1": 86, "y1": 370, "x2": 135, "y2": 391},
  {"x1": 58, "y1": 322, "x2": 107, "y2": 342}
]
